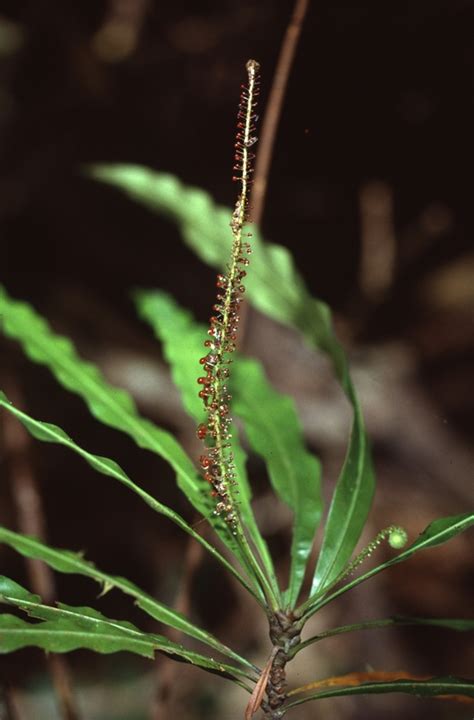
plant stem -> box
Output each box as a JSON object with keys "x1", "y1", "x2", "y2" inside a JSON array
[{"x1": 260, "y1": 611, "x2": 303, "y2": 718}]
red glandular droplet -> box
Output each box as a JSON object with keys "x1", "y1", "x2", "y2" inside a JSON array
[
  {"x1": 199, "y1": 455, "x2": 210, "y2": 468},
  {"x1": 197, "y1": 424, "x2": 207, "y2": 440}
]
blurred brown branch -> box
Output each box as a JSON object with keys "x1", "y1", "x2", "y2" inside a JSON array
[
  {"x1": 2, "y1": 377, "x2": 81, "y2": 720},
  {"x1": 92, "y1": 0, "x2": 150, "y2": 63},
  {"x1": 151, "y1": 530, "x2": 204, "y2": 720}
]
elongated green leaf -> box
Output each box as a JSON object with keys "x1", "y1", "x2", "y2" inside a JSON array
[
  {"x1": 0, "y1": 287, "x2": 202, "y2": 510},
  {"x1": 0, "y1": 614, "x2": 159, "y2": 659},
  {"x1": 292, "y1": 615, "x2": 474, "y2": 657},
  {"x1": 88, "y1": 166, "x2": 312, "y2": 327},
  {"x1": 0, "y1": 576, "x2": 146, "y2": 635},
  {"x1": 90, "y1": 166, "x2": 375, "y2": 600},
  {"x1": 394, "y1": 617, "x2": 474, "y2": 631},
  {"x1": 303, "y1": 513, "x2": 474, "y2": 617},
  {"x1": 231, "y1": 359, "x2": 322, "y2": 607},
  {"x1": 135, "y1": 290, "x2": 280, "y2": 602},
  {"x1": 0, "y1": 576, "x2": 255, "y2": 685},
  {"x1": 136, "y1": 290, "x2": 323, "y2": 607},
  {"x1": 310, "y1": 396, "x2": 374, "y2": 596},
  {"x1": 0, "y1": 286, "x2": 265, "y2": 599},
  {"x1": 0, "y1": 616, "x2": 252, "y2": 687},
  {"x1": 0, "y1": 391, "x2": 259, "y2": 608},
  {"x1": 282, "y1": 677, "x2": 474, "y2": 712},
  {"x1": 0, "y1": 527, "x2": 256, "y2": 673},
  {"x1": 134, "y1": 290, "x2": 205, "y2": 421}
]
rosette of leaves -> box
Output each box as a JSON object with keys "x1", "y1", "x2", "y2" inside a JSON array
[
  {"x1": 0, "y1": 64, "x2": 473, "y2": 716},
  {"x1": 0, "y1": 240, "x2": 473, "y2": 717}
]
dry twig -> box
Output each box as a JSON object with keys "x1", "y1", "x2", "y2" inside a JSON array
[
  {"x1": 151, "y1": 531, "x2": 204, "y2": 720},
  {"x1": 2, "y1": 377, "x2": 81, "y2": 720},
  {"x1": 240, "y1": 0, "x2": 310, "y2": 340}
]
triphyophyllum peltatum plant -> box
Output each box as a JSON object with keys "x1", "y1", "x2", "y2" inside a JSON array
[{"x1": 0, "y1": 61, "x2": 473, "y2": 720}]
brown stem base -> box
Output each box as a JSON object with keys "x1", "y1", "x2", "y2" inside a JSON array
[{"x1": 262, "y1": 611, "x2": 302, "y2": 718}]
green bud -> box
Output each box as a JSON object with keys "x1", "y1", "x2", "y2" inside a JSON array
[{"x1": 388, "y1": 527, "x2": 408, "y2": 549}]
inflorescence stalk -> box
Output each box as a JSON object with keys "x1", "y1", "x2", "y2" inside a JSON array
[{"x1": 196, "y1": 60, "x2": 260, "y2": 534}]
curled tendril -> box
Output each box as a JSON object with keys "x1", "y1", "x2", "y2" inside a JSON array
[
  {"x1": 337, "y1": 525, "x2": 408, "y2": 583},
  {"x1": 196, "y1": 60, "x2": 260, "y2": 532}
]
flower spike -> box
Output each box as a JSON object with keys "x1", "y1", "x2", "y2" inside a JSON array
[
  {"x1": 197, "y1": 60, "x2": 261, "y2": 533},
  {"x1": 337, "y1": 525, "x2": 408, "y2": 583}
]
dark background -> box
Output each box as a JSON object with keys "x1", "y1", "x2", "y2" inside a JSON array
[{"x1": 0, "y1": 1, "x2": 473, "y2": 719}]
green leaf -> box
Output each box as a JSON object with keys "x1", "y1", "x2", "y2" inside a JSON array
[
  {"x1": 231, "y1": 359, "x2": 322, "y2": 608},
  {"x1": 0, "y1": 287, "x2": 201, "y2": 508},
  {"x1": 282, "y1": 677, "x2": 474, "y2": 712},
  {"x1": 134, "y1": 290, "x2": 279, "y2": 602},
  {"x1": 0, "y1": 615, "x2": 252, "y2": 687},
  {"x1": 0, "y1": 613, "x2": 156, "y2": 659},
  {"x1": 395, "y1": 617, "x2": 474, "y2": 631},
  {"x1": 89, "y1": 166, "x2": 375, "y2": 600},
  {"x1": 291, "y1": 615, "x2": 474, "y2": 657},
  {"x1": 304, "y1": 513, "x2": 474, "y2": 617},
  {"x1": 88, "y1": 166, "x2": 313, "y2": 329},
  {"x1": 134, "y1": 290, "x2": 205, "y2": 421},
  {"x1": 0, "y1": 576, "x2": 255, "y2": 686},
  {"x1": 0, "y1": 528, "x2": 255, "y2": 673},
  {"x1": 0, "y1": 391, "x2": 259, "y2": 607},
  {"x1": 310, "y1": 398, "x2": 374, "y2": 596},
  {"x1": 136, "y1": 290, "x2": 323, "y2": 607},
  {"x1": 0, "y1": 286, "x2": 265, "y2": 600}
]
